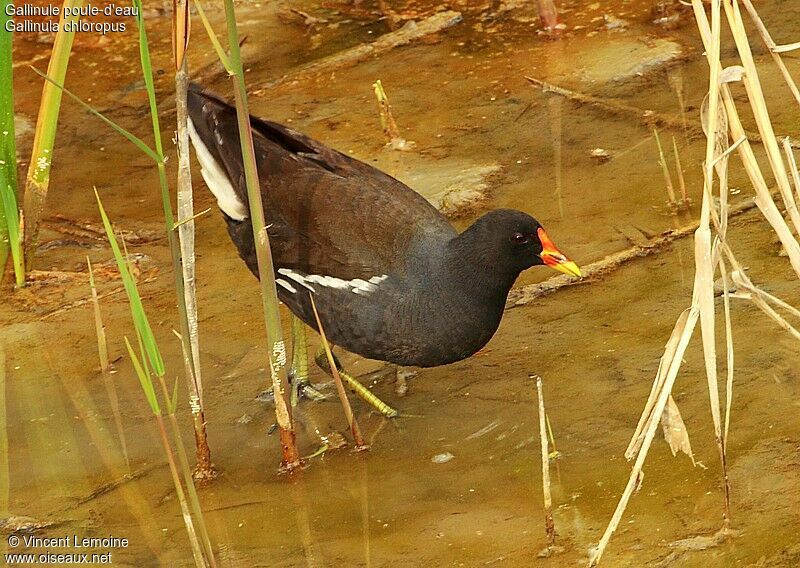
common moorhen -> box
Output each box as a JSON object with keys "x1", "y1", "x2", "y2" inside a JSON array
[{"x1": 187, "y1": 85, "x2": 580, "y2": 369}]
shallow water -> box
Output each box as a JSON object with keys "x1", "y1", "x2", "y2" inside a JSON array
[{"x1": 3, "y1": 0, "x2": 800, "y2": 566}]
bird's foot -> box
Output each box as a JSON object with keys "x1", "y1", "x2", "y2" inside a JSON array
[
  {"x1": 290, "y1": 373, "x2": 328, "y2": 405},
  {"x1": 314, "y1": 349, "x2": 399, "y2": 418},
  {"x1": 256, "y1": 379, "x2": 327, "y2": 406},
  {"x1": 394, "y1": 367, "x2": 418, "y2": 397}
]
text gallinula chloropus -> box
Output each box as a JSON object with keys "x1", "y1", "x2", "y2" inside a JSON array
[{"x1": 187, "y1": 85, "x2": 580, "y2": 369}]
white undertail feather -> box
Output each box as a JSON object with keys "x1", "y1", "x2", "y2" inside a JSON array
[{"x1": 188, "y1": 118, "x2": 248, "y2": 221}]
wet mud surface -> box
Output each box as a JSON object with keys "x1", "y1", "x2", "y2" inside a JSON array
[{"x1": 2, "y1": 0, "x2": 800, "y2": 565}]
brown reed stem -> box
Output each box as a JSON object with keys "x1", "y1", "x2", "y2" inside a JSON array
[
  {"x1": 535, "y1": 376, "x2": 555, "y2": 548},
  {"x1": 672, "y1": 137, "x2": 690, "y2": 207},
  {"x1": 222, "y1": 0, "x2": 301, "y2": 470},
  {"x1": 739, "y1": 0, "x2": 800, "y2": 107},
  {"x1": 534, "y1": 0, "x2": 559, "y2": 30},
  {"x1": 173, "y1": 6, "x2": 214, "y2": 479},
  {"x1": 309, "y1": 293, "x2": 367, "y2": 450},
  {"x1": 154, "y1": 414, "x2": 208, "y2": 568},
  {"x1": 654, "y1": 129, "x2": 677, "y2": 206}
]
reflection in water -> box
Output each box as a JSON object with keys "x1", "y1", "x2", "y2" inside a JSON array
[
  {"x1": 289, "y1": 475, "x2": 324, "y2": 567},
  {"x1": 549, "y1": 96, "x2": 565, "y2": 220},
  {"x1": 19, "y1": 349, "x2": 90, "y2": 510},
  {"x1": 46, "y1": 345, "x2": 167, "y2": 561},
  {"x1": 357, "y1": 458, "x2": 371, "y2": 568},
  {"x1": 100, "y1": 365, "x2": 130, "y2": 468},
  {"x1": 0, "y1": 345, "x2": 8, "y2": 557},
  {"x1": 668, "y1": 69, "x2": 691, "y2": 146}
]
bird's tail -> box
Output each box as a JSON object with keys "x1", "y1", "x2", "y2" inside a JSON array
[{"x1": 185, "y1": 83, "x2": 250, "y2": 221}]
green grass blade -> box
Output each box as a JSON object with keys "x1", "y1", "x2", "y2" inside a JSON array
[
  {"x1": 193, "y1": 0, "x2": 233, "y2": 72},
  {"x1": 0, "y1": 1, "x2": 16, "y2": 194},
  {"x1": 134, "y1": 325, "x2": 152, "y2": 385},
  {"x1": 21, "y1": 0, "x2": 82, "y2": 270},
  {"x1": 29, "y1": 67, "x2": 161, "y2": 163},
  {"x1": 169, "y1": 378, "x2": 179, "y2": 414},
  {"x1": 0, "y1": 3, "x2": 17, "y2": 281},
  {"x1": 94, "y1": 188, "x2": 165, "y2": 376},
  {"x1": 0, "y1": 175, "x2": 23, "y2": 287},
  {"x1": 217, "y1": 0, "x2": 302, "y2": 469},
  {"x1": 124, "y1": 336, "x2": 161, "y2": 415},
  {"x1": 132, "y1": 0, "x2": 166, "y2": 161}
]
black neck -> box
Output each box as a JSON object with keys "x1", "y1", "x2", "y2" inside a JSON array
[{"x1": 443, "y1": 226, "x2": 521, "y2": 307}]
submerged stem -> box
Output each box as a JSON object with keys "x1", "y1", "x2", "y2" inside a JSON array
[
  {"x1": 154, "y1": 415, "x2": 208, "y2": 568},
  {"x1": 222, "y1": 0, "x2": 301, "y2": 470}
]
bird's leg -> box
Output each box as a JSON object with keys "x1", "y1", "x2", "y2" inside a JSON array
[
  {"x1": 314, "y1": 347, "x2": 399, "y2": 418},
  {"x1": 394, "y1": 367, "x2": 418, "y2": 397},
  {"x1": 290, "y1": 315, "x2": 326, "y2": 405}
]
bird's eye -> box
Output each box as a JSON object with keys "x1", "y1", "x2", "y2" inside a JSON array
[{"x1": 511, "y1": 232, "x2": 529, "y2": 244}]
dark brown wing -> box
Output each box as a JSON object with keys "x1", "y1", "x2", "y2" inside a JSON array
[{"x1": 187, "y1": 86, "x2": 455, "y2": 282}]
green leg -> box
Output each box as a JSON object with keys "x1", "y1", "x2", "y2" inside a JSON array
[
  {"x1": 314, "y1": 347, "x2": 399, "y2": 418},
  {"x1": 290, "y1": 315, "x2": 326, "y2": 405}
]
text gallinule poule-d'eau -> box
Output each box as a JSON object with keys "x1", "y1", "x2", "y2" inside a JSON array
[{"x1": 187, "y1": 85, "x2": 581, "y2": 403}]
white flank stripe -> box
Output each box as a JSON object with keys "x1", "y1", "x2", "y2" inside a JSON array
[
  {"x1": 276, "y1": 279, "x2": 297, "y2": 294},
  {"x1": 277, "y1": 268, "x2": 388, "y2": 296},
  {"x1": 188, "y1": 119, "x2": 248, "y2": 221},
  {"x1": 277, "y1": 269, "x2": 316, "y2": 292},
  {"x1": 306, "y1": 274, "x2": 349, "y2": 290}
]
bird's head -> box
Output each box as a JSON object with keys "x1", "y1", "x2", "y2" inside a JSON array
[{"x1": 469, "y1": 209, "x2": 582, "y2": 278}]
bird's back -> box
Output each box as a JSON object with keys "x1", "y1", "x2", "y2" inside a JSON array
[{"x1": 188, "y1": 86, "x2": 487, "y2": 366}]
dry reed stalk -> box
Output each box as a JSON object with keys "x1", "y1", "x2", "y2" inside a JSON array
[
  {"x1": 372, "y1": 80, "x2": 412, "y2": 151},
  {"x1": 727, "y1": 266, "x2": 800, "y2": 341},
  {"x1": 739, "y1": 0, "x2": 800, "y2": 107},
  {"x1": 672, "y1": 137, "x2": 690, "y2": 207},
  {"x1": 535, "y1": 376, "x2": 555, "y2": 550},
  {"x1": 654, "y1": 129, "x2": 678, "y2": 207},
  {"x1": 534, "y1": 0, "x2": 558, "y2": 30},
  {"x1": 718, "y1": 256, "x2": 734, "y2": 452},
  {"x1": 624, "y1": 309, "x2": 691, "y2": 459},
  {"x1": 309, "y1": 294, "x2": 367, "y2": 450},
  {"x1": 783, "y1": 138, "x2": 800, "y2": 205},
  {"x1": 172, "y1": 0, "x2": 214, "y2": 481},
  {"x1": 373, "y1": 80, "x2": 400, "y2": 140},
  {"x1": 695, "y1": 0, "x2": 728, "y2": 528},
  {"x1": 87, "y1": 258, "x2": 110, "y2": 372},
  {"x1": 506, "y1": 192, "x2": 763, "y2": 309},
  {"x1": 721, "y1": 0, "x2": 800, "y2": 237},
  {"x1": 591, "y1": 1, "x2": 800, "y2": 563},
  {"x1": 589, "y1": 308, "x2": 699, "y2": 567},
  {"x1": 523, "y1": 76, "x2": 800, "y2": 149},
  {"x1": 690, "y1": 1, "x2": 800, "y2": 277}
]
